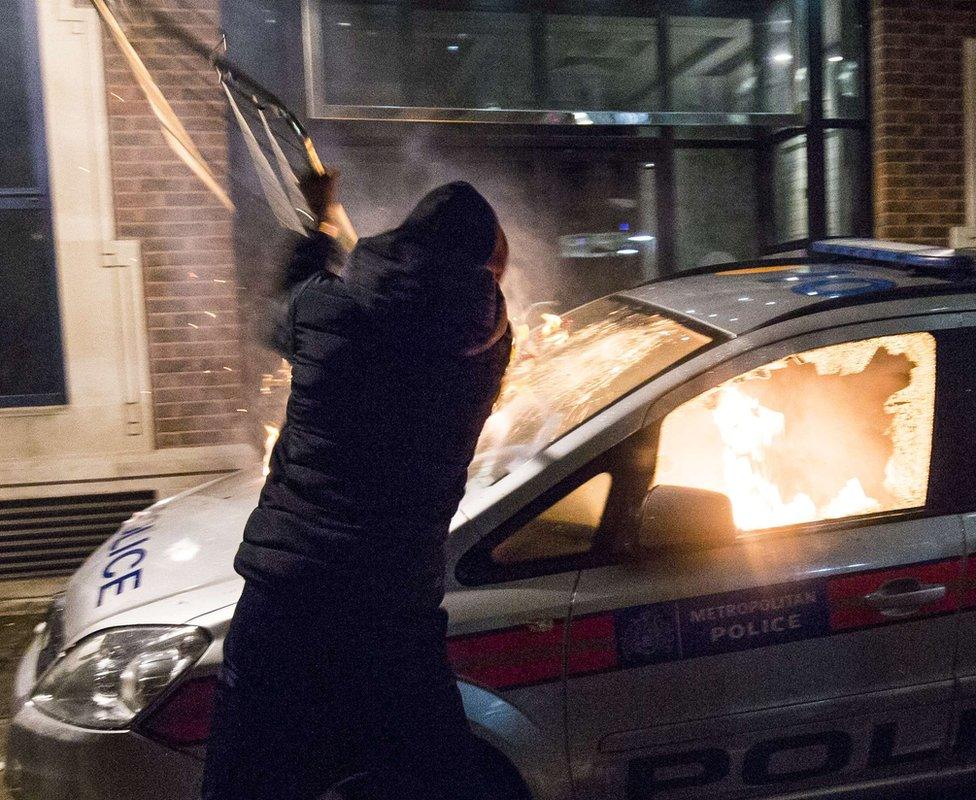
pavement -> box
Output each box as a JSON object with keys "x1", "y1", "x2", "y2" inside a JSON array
[{"x1": 0, "y1": 576, "x2": 67, "y2": 800}]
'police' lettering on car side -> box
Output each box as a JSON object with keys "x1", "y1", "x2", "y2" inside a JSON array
[
  {"x1": 627, "y1": 711, "x2": 976, "y2": 798},
  {"x1": 97, "y1": 522, "x2": 152, "y2": 606}
]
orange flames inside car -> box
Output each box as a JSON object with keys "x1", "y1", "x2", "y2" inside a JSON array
[
  {"x1": 655, "y1": 333, "x2": 936, "y2": 532},
  {"x1": 538, "y1": 312, "x2": 569, "y2": 344},
  {"x1": 255, "y1": 314, "x2": 934, "y2": 537},
  {"x1": 708, "y1": 384, "x2": 880, "y2": 529}
]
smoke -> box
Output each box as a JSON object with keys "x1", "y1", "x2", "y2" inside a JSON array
[
  {"x1": 234, "y1": 126, "x2": 566, "y2": 314},
  {"x1": 315, "y1": 127, "x2": 564, "y2": 321}
]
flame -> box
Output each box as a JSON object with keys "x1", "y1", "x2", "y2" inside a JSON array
[
  {"x1": 262, "y1": 424, "x2": 279, "y2": 477},
  {"x1": 539, "y1": 312, "x2": 569, "y2": 345},
  {"x1": 508, "y1": 314, "x2": 568, "y2": 365},
  {"x1": 711, "y1": 385, "x2": 879, "y2": 530},
  {"x1": 655, "y1": 333, "x2": 936, "y2": 532}
]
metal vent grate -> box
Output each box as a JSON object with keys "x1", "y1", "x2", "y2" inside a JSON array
[{"x1": 0, "y1": 491, "x2": 156, "y2": 580}]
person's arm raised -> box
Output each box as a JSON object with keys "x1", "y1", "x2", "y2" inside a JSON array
[
  {"x1": 259, "y1": 169, "x2": 348, "y2": 358},
  {"x1": 301, "y1": 169, "x2": 358, "y2": 252}
]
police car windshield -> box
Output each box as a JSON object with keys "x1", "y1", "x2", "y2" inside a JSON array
[{"x1": 468, "y1": 297, "x2": 712, "y2": 486}]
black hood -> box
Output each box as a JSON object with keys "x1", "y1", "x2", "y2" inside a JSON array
[{"x1": 344, "y1": 181, "x2": 508, "y2": 355}]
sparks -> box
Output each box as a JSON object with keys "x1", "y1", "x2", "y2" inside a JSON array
[{"x1": 471, "y1": 300, "x2": 709, "y2": 485}]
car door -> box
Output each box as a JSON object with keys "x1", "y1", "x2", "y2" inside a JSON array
[
  {"x1": 441, "y1": 563, "x2": 578, "y2": 800},
  {"x1": 448, "y1": 435, "x2": 668, "y2": 800},
  {"x1": 566, "y1": 322, "x2": 966, "y2": 800}
]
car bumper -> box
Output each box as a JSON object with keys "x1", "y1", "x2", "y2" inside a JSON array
[
  {"x1": 4, "y1": 631, "x2": 202, "y2": 800},
  {"x1": 5, "y1": 626, "x2": 557, "y2": 800},
  {"x1": 5, "y1": 704, "x2": 202, "y2": 800}
]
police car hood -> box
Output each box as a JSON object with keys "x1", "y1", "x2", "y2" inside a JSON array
[
  {"x1": 62, "y1": 469, "x2": 264, "y2": 644},
  {"x1": 61, "y1": 467, "x2": 474, "y2": 644}
]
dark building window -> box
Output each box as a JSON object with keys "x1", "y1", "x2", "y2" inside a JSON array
[{"x1": 0, "y1": 0, "x2": 65, "y2": 407}]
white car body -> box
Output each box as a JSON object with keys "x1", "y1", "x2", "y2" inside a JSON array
[{"x1": 8, "y1": 240, "x2": 976, "y2": 800}]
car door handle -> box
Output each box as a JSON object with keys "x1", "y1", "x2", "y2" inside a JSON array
[{"x1": 863, "y1": 578, "x2": 947, "y2": 618}]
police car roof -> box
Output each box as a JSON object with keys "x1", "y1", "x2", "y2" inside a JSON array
[{"x1": 620, "y1": 239, "x2": 976, "y2": 337}]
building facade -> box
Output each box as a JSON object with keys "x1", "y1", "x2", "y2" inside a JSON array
[
  {"x1": 872, "y1": 0, "x2": 976, "y2": 243},
  {"x1": 0, "y1": 0, "x2": 973, "y2": 578},
  {"x1": 0, "y1": 0, "x2": 250, "y2": 579}
]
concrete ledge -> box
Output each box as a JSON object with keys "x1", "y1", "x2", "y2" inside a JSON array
[
  {"x1": 0, "y1": 577, "x2": 68, "y2": 608},
  {"x1": 0, "y1": 576, "x2": 66, "y2": 623},
  {"x1": 0, "y1": 444, "x2": 257, "y2": 501}
]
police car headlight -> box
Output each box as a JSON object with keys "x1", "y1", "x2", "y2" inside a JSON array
[{"x1": 31, "y1": 626, "x2": 210, "y2": 729}]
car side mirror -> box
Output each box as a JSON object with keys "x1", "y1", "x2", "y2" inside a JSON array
[{"x1": 636, "y1": 485, "x2": 738, "y2": 554}]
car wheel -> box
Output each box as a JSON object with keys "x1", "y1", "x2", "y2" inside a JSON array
[{"x1": 478, "y1": 741, "x2": 534, "y2": 800}]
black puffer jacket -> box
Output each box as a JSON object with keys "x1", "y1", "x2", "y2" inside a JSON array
[{"x1": 235, "y1": 183, "x2": 511, "y2": 610}]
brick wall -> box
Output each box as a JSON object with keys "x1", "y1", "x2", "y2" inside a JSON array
[
  {"x1": 872, "y1": 0, "x2": 976, "y2": 244},
  {"x1": 102, "y1": 1, "x2": 248, "y2": 448}
]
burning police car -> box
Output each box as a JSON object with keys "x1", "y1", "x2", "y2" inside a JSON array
[{"x1": 8, "y1": 239, "x2": 976, "y2": 800}]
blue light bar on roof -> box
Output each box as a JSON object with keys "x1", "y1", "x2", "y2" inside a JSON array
[{"x1": 810, "y1": 238, "x2": 976, "y2": 270}]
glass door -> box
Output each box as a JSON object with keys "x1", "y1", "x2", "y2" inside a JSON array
[
  {"x1": 526, "y1": 147, "x2": 659, "y2": 309},
  {"x1": 672, "y1": 144, "x2": 761, "y2": 270}
]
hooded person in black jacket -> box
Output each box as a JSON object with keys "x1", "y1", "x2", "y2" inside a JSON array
[{"x1": 201, "y1": 175, "x2": 512, "y2": 800}]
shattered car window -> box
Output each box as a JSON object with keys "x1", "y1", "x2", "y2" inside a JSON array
[
  {"x1": 469, "y1": 297, "x2": 712, "y2": 486},
  {"x1": 654, "y1": 332, "x2": 936, "y2": 532}
]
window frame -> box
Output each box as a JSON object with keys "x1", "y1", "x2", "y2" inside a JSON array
[
  {"x1": 457, "y1": 427, "x2": 659, "y2": 585},
  {"x1": 303, "y1": 0, "x2": 807, "y2": 127},
  {"x1": 297, "y1": 0, "x2": 872, "y2": 274},
  {"x1": 457, "y1": 315, "x2": 976, "y2": 586}
]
